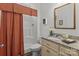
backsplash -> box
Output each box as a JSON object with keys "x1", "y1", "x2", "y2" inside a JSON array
[
  {"x1": 69, "y1": 35, "x2": 79, "y2": 40},
  {"x1": 50, "y1": 32, "x2": 79, "y2": 40}
]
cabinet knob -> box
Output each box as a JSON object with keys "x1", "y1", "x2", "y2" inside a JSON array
[
  {"x1": 47, "y1": 43, "x2": 49, "y2": 46},
  {"x1": 47, "y1": 50, "x2": 50, "y2": 53}
]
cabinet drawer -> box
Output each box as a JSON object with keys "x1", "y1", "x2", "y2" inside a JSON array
[
  {"x1": 41, "y1": 39, "x2": 59, "y2": 52},
  {"x1": 60, "y1": 45, "x2": 79, "y2": 56},
  {"x1": 60, "y1": 51, "x2": 72, "y2": 56},
  {"x1": 60, "y1": 45, "x2": 71, "y2": 55},
  {"x1": 71, "y1": 49, "x2": 79, "y2": 56},
  {"x1": 41, "y1": 46, "x2": 58, "y2": 56},
  {"x1": 60, "y1": 52, "x2": 71, "y2": 56}
]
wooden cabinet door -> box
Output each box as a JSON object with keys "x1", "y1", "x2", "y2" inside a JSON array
[
  {"x1": 41, "y1": 46, "x2": 48, "y2": 56},
  {"x1": 41, "y1": 46, "x2": 58, "y2": 56},
  {"x1": 70, "y1": 49, "x2": 79, "y2": 56},
  {"x1": 60, "y1": 45, "x2": 71, "y2": 56},
  {"x1": 41, "y1": 39, "x2": 59, "y2": 52}
]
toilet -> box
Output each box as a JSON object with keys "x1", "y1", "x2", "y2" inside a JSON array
[{"x1": 30, "y1": 44, "x2": 41, "y2": 56}]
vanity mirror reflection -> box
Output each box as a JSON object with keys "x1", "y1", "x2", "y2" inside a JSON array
[{"x1": 54, "y1": 3, "x2": 76, "y2": 29}]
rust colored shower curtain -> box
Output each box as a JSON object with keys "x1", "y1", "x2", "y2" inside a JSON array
[
  {"x1": 0, "y1": 11, "x2": 24, "y2": 56},
  {"x1": 12, "y1": 13, "x2": 24, "y2": 56}
]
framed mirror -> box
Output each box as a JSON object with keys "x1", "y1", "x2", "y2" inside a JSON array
[{"x1": 54, "y1": 3, "x2": 76, "y2": 29}]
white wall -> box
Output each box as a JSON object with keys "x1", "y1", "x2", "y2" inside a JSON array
[
  {"x1": 40, "y1": 3, "x2": 79, "y2": 38},
  {"x1": 40, "y1": 3, "x2": 56, "y2": 37}
]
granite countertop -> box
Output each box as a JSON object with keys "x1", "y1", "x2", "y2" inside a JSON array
[{"x1": 41, "y1": 36, "x2": 79, "y2": 50}]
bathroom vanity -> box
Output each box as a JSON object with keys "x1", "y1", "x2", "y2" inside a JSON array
[{"x1": 41, "y1": 37, "x2": 79, "y2": 56}]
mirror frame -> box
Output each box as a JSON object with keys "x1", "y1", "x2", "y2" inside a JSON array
[{"x1": 54, "y1": 3, "x2": 76, "y2": 29}]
